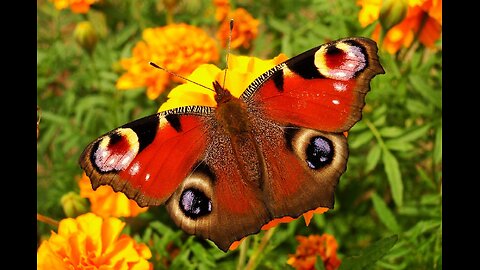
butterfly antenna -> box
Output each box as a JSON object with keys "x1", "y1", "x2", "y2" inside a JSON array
[
  {"x1": 222, "y1": 19, "x2": 234, "y2": 89},
  {"x1": 149, "y1": 62, "x2": 214, "y2": 92}
]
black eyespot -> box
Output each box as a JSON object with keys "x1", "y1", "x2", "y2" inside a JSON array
[
  {"x1": 306, "y1": 136, "x2": 334, "y2": 169},
  {"x1": 179, "y1": 188, "x2": 212, "y2": 219},
  {"x1": 326, "y1": 45, "x2": 343, "y2": 56}
]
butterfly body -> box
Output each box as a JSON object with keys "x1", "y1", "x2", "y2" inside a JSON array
[{"x1": 80, "y1": 37, "x2": 384, "y2": 251}]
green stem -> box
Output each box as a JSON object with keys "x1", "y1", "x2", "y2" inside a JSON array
[
  {"x1": 244, "y1": 227, "x2": 276, "y2": 270},
  {"x1": 37, "y1": 213, "x2": 59, "y2": 227},
  {"x1": 365, "y1": 119, "x2": 386, "y2": 149},
  {"x1": 236, "y1": 237, "x2": 249, "y2": 270}
]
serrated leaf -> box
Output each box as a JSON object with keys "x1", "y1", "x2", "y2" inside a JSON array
[
  {"x1": 339, "y1": 235, "x2": 398, "y2": 270},
  {"x1": 366, "y1": 144, "x2": 381, "y2": 172},
  {"x1": 383, "y1": 149, "x2": 403, "y2": 206},
  {"x1": 371, "y1": 192, "x2": 400, "y2": 233}
]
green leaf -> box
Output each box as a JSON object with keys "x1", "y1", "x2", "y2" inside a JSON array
[
  {"x1": 339, "y1": 235, "x2": 398, "y2": 270},
  {"x1": 350, "y1": 131, "x2": 374, "y2": 149},
  {"x1": 379, "y1": 126, "x2": 404, "y2": 138},
  {"x1": 150, "y1": 221, "x2": 175, "y2": 236},
  {"x1": 405, "y1": 220, "x2": 441, "y2": 239},
  {"x1": 371, "y1": 193, "x2": 400, "y2": 233},
  {"x1": 416, "y1": 166, "x2": 437, "y2": 190},
  {"x1": 406, "y1": 99, "x2": 433, "y2": 115},
  {"x1": 382, "y1": 54, "x2": 401, "y2": 79},
  {"x1": 191, "y1": 243, "x2": 216, "y2": 268},
  {"x1": 384, "y1": 140, "x2": 414, "y2": 152},
  {"x1": 366, "y1": 144, "x2": 381, "y2": 172},
  {"x1": 408, "y1": 75, "x2": 442, "y2": 109},
  {"x1": 382, "y1": 149, "x2": 403, "y2": 206},
  {"x1": 399, "y1": 124, "x2": 432, "y2": 142},
  {"x1": 41, "y1": 111, "x2": 70, "y2": 125},
  {"x1": 371, "y1": 104, "x2": 388, "y2": 120}
]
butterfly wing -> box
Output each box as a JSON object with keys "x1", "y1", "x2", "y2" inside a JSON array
[
  {"x1": 242, "y1": 37, "x2": 384, "y2": 220},
  {"x1": 80, "y1": 104, "x2": 273, "y2": 252},
  {"x1": 242, "y1": 37, "x2": 384, "y2": 132},
  {"x1": 79, "y1": 106, "x2": 213, "y2": 207}
]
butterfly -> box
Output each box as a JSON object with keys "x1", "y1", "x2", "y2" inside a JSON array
[{"x1": 79, "y1": 37, "x2": 384, "y2": 252}]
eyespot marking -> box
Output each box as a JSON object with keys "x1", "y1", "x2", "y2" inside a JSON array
[
  {"x1": 315, "y1": 40, "x2": 367, "y2": 80},
  {"x1": 305, "y1": 136, "x2": 334, "y2": 169},
  {"x1": 91, "y1": 128, "x2": 139, "y2": 173},
  {"x1": 179, "y1": 188, "x2": 212, "y2": 219}
]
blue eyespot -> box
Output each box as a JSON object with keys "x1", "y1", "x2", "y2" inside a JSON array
[{"x1": 306, "y1": 136, "x2": 334, "y2": 169}]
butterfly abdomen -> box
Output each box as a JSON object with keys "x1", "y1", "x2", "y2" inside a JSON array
[{"x1": 213, "y1": 87, "x2": 267, "y2": 188}]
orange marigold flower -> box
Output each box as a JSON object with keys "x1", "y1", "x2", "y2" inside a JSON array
[
  {"x1": 217, "y1": 8, "x2": 259, "y2": 49},
  {"x1": 357, "y1": 0, "x2": 442, "y2": 54},
  {"x1": 116, "y1": 24, "x2": 219, "y2": 100},
  {"x1": 37, "y1": 213, "x2": 152, "y2": 269},
  {"x1": 287, "y1": 234, "x2": 341, "y2": 270},
  {"x1": 213, "y1": 0, "x2": 231, "y2": 22},
  {"x1": 79, "y1": 172, "x2": 148, "y2": 218},
  {"x1": 357, "y1": 0, "x2": 382, "y2": 27},
  {"x1": 50, "y1": 0, "x2": 98, "y2": 14}
]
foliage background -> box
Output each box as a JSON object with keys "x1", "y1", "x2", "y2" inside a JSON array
[{"x1": 37, "y1": 0, "x2": 442, "y2": 269}]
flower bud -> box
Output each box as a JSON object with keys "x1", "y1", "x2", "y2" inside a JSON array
[
  {"x1": 74, "y1": 21, "x2": 98, "y2": 54},
  {"x1": 379, "y1": 0, "x2": 408, "y2": 32},
  {"x1": 61, "y1": 192, "x2": 89, "y2": 218}
]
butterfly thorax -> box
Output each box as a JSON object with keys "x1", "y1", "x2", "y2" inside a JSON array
[{"x1": 213, "y1": 81, "x2": 251, "y2": 135}]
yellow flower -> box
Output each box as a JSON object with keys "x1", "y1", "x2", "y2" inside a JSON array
[
  {"x1": 287, "y1": 234, "x2": 341, "y2": 270},
  {"x1": 50, "y1": 0, "x2": 98, "y2": 14},
  {"x1": 158, "y1": 52, "x2": 288, "y2": 111},
  {"x1": 357, "y1": 0, "x2": 442, "y2": 54},
  {"x1": 37, "y1": 213, "x2": 152, "y2": 269},
  {"x1": 116, "y1": 24, "x2": 219, "y2": 100},
  {"x1": 217, "y1": 8, "x2": 260, "y2": 49},
  {"x1": 79, "y1": 173, "x2": 148, "y2": 218},
  {"x1": 357, "y1": 0, "x2": 382, "y2": 27}
]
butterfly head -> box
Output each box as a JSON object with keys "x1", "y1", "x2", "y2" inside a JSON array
[{"x1": 213, "y1": 80, "x2": 234, "y2": 104}]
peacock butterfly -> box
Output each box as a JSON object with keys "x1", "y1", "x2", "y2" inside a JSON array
[{"x1": 79, "y1": 37, "x2": 384, "y2": 252}]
